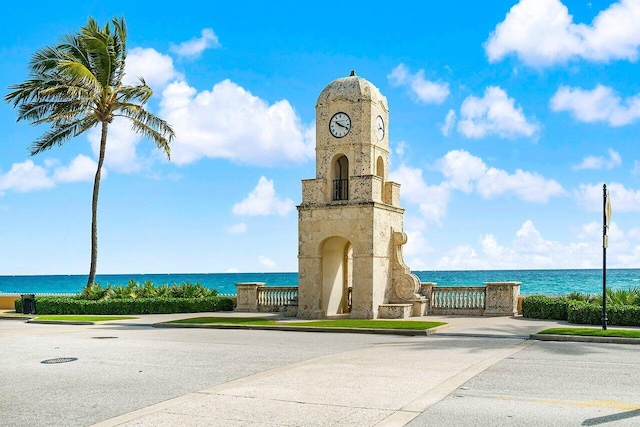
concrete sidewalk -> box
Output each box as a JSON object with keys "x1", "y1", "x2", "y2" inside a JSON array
[{"x1": 89, "y1": 315, "x2": 567, "y2": 427}]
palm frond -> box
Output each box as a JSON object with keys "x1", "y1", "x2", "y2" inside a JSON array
[
  {"x1": 117, "y1": 103, "x2": 175, "y2": 140},
  {"x1": 28, "y1": 116, "x2": 99, "y2": 155},
  {"x1": 117, "y1": 84, "x2": 152, "y2": 104}
]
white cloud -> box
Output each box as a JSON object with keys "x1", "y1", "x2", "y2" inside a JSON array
[
  {"x1": 124, "y1": 47, "x2": 181, "y2": 89},
  {"x1": 392, "y1": 150, "x2": 564, "y2": 226},
  {"x1": 170, "y1": 28, "x2": 220, "y2": 59},
  {"x1": 485, "y1": 0, "x2": 640, "y2": 67},
  {"x1": 456, "y1": 87, "x2": 539, "y2": 139},
  {"x1": 572, "y1": 149, "x2": 621, "y2": 171},
  {"x1": 575, "y1": 182, "x2": 640, "y2": 212},
  {"x1": 633, "y1": 160, "x2": 640, "y2": 175},
  {"x1": 258, "y1": 255, "x2": 276, "y2": 269},
  {"x1": 477, "y1": 167, "x2": 565, "y2": 203},
  {"x1": 88, "y1": 118, "x2": 144, "y2": 174},
  {"x1": 436, "y1": 150, "x2": 486, "y2": 193},
  {"x1": 225, "y1": 268, "x2": 240, "y2": 273},
  {"x1": 232, "y1": 176, "x2": 295, "y2": 217},
  {"x1": 436, "y1": 220, "x2": 604, "y2": 270},
  {"x1": 482, "y1": 234, "x2": 504, "y2": 258},
  {"x1": 0, "y1": 160, "x2": 54, "y2": 194},
  {"x1": 388, "y1": 64, "x2": 450, "y2": 104},
  {"x1": 390, "y1": 165, "x2": 450, "y2": 223},
  {"x1": 52, "y1": 155, "x2": 98, "y2": 183},
  {"x1": 394, "y1": 141, "x2": 407, "y2": 157},
  {"x1": 404, "y1": 229, "x2": 433, "y2": 258},
  {"x1": 437, "y1": 150, "x2": 565, "y2": 202},
  {"x1": 441, "y1": 109, "x2": 456, "y2": 137},
  {"x1": 435, "y1": 219, "x2": 640, "y2": 270},
  {"x1": 550, "y1": 85, "x2": 640, "y2": 126},
  {"x1": 0, "y1": 155, "x2": 98, "y2": 196},
  {"x1": 226, "y1": 222, "x2": 248, "y2": 235},
  {"x1": 436, "y1": 245, "x2": 489, "y2": 270},
  {"x1": 160, "y1": 79, "x2": 314, "y2": 166}
]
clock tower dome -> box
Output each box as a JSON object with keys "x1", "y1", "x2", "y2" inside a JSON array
[{"x1": 297, "y1": 71, "x2": 423, "y2": 319}]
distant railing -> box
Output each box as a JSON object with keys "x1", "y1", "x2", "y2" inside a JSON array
[
  {"x1": 256, "y1": 286, "x2": 298, "y2": 312},
  {"x1": 430, "y1": 286, "x2": 486, "y2": 315},
  {"x1": 0, "y1": 292, "x2": 76, "y2": 296},
  {"x1": 236, "y1": 281, "x2": 519, "y2": 317}
]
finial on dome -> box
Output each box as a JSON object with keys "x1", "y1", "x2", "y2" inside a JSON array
[{"x1": 349, "y1": 70, "x2": 356, "y2": 76}]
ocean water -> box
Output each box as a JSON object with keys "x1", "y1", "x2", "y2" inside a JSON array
[{"x1": 1, "y1": 269, "x2": 639, "y2": 296}]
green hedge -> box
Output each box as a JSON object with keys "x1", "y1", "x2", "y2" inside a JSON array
[
  {"x1": 566, "y1": 301, "x2": 601, "y2": 325},
  {"x1": 568, "y1": 301, "x2": 640, "y2": 326},
  {"x1": 523, "y1": 295, "x2": 640, "y2": 326},
  {"x1": 609, "y1": 305, "x2": 640, "y2": 326},
  {"x1": 522, "y1": 295, "x2": 568, "y2": 320},
  {"x1": 15, "y1": 296, "x2": 234, "y2": 315}
]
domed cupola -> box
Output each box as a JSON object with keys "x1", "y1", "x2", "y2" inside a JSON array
[{"x1": 317, "y1": 70, "x2": 388, "y2": 108}]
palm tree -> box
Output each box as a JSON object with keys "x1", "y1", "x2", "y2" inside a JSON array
[{"x1": 5, "y1": 17, "x2": 175, "y2": 288}]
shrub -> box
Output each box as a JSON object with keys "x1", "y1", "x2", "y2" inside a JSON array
[
  {"x1": 607, "y1": 287, "x2": 640, "y2": 306},
  {"x1": 608, "y1": 304, "x2": 640, "y2": 326},
  {"x1": 522, "y1": 295, "x2": 568, "y2": 320},
  {"x1": 567, "y1": 301, "x2": 601, "y2": 325},
  {"x1": 565, "y1": 291, "x2": 596, "y2": 303},
  {"x1": 29, "y1": 295, "x2": 234, "y2": 315},
  {"x1": 14, "y1": 298, "x2": 22, "y2": 313},
  {"x1": 566, "y1": 301, "x2": 640, "y2": 326},
  {"x1": 79, "y1": 283, "x2": 112, "y2": 300}
]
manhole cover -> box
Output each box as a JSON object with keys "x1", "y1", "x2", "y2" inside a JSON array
[
  {"x1": 92, "y1": 336, "x2": 118, "y2": 339},
  {"x1": 41, "y1": 357, "x2": 78, "y2": 364}
]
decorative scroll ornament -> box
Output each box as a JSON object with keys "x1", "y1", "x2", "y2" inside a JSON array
[{"x1": 392, "y1": 230, "x2": 420, "y2": 300}]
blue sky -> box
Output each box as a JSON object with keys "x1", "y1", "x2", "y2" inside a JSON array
[{"x1": 1, "y1": 0, "x2": 639, "y2": 275}]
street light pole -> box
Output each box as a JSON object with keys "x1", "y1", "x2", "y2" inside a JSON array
[{"x1": 602, "y1": 184, "x2": 610, "y2": 331}]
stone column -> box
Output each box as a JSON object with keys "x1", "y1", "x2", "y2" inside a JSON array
[
  {"x1": 485, "y1": 282, "x2": 520, "y2": 316},
  {"x1": 419, "y1": 282, "x2": 436, "y2": 315},
  {"x1": 235, "y1": 282, "x2": 265, "y2": 312}
]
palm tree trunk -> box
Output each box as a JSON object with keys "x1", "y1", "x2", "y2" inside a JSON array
[{"x1": 87, "y1": 121, "x2": 108, "y2": 288}]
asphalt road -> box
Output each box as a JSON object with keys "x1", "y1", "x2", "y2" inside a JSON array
[
  {"x1": 2, "y1": 317, "x2": 640, "y2": 426},
  {"x1": 408, "y1": 340, "x2": 640, "y2": 426},
  {"x1": 0, "y1": 319, "x2": 407, "y2": 426}
]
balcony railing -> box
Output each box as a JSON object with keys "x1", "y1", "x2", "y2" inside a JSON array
[{"x1": 332, "y1": 179, "x2": 349, "y2": 201}]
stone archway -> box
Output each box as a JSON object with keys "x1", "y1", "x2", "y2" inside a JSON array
[{"x1": 321, "y1": 236, "x2": 352, "y2": 316}]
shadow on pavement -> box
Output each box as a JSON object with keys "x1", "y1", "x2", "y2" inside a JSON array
[{"x1": 582, "y1": 409, "x2": 640, "y2": 426}]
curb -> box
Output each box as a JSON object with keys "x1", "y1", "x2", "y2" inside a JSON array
[
  {"x1": 531, "y1": 333, "x2": 640, "y2": 345},
  {"x1": 154, "y1": 322, "x2": 452, "y2": 336},
  {"x1": 27, "y1": 319, "x2": 94, "y2": 325}
]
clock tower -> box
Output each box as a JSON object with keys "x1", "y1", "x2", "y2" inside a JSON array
[{"x1": 297, "y1": 71, "x2": 423, "y2": 319}]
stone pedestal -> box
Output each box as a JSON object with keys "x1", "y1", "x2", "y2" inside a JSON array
[
  {"x1": 485, "y1": 282, "x2": 520, "y2": 316},
  {"x1": 378, "y1": 304, "x2": 412, "y2": 319},
  {"x1": 235, "y1": 282, "x2": 265, "y2": 312}
]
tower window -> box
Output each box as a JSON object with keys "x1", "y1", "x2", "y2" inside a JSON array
[{"x1": 333, "y1": 155, "x2": 349, "y2": 201}]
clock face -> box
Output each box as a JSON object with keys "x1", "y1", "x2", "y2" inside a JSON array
[
  {"x1": 375, "y1": 115, "x2": 385, "y2": 141},
  {"x1": 329, "y1": 112, "x2": 351, "y2": 138}
]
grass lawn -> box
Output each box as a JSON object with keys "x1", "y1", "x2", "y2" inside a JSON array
[
  {"x1": 34, "y1": 315, "x2": 137, "y2": 322},
  {"x1": 539, "y1": 327, "x2": 640, "y2": 338},
  {"x1": 169, "y1": 317, "x2": 446, "y2": 330},
  {"x1": 170, "y1": 317, "x2": 278, "y2": 326}
]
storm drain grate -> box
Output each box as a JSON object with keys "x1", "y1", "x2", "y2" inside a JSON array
[{"x1": 41, "y1": 357, "x2": 78, "y2": 364}]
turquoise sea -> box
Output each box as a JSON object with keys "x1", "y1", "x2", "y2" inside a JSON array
[{"x1": 1, "y1": 269, "x2": 639, "y2": 296}]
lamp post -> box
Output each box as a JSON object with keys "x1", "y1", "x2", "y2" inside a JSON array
[{"x1": 602, "y1": 184, "x2": 612, "y2": 330}]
